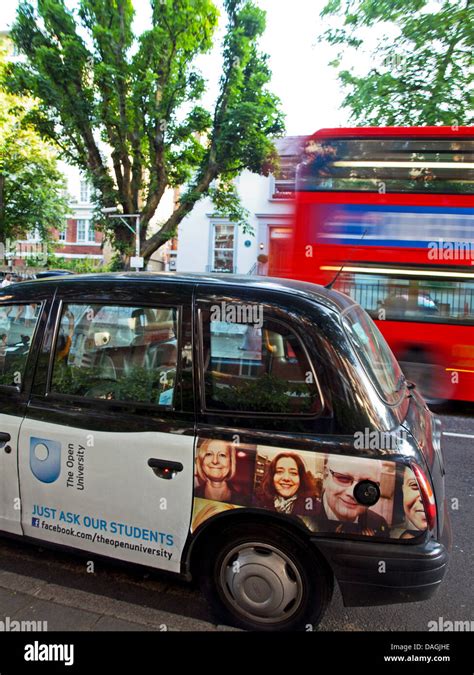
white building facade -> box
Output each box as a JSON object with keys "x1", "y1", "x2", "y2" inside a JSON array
[{"x1": 175, "y1": 137, "x2": 304, "y2": 276}]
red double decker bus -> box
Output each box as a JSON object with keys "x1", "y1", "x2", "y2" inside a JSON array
[{"x1": 283, "y1": 126, "x2": 474, "y2": 405}]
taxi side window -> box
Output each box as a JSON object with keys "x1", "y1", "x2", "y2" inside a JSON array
[
  {"x1": 50, "y1": 303, "x2": 178, "y2": 406},
  {"x1": 200, "y1": 306, "x2": 322, "y2": 414},
  {"x1": 0, "y1": 303, "x2": 41, "y2": 387}
]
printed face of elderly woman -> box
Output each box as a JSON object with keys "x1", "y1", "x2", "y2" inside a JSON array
[
  {"x1": 199, "y1": 441, "x2": 233, "y2": 482},
  {"x1": 196, "y1": 440, "x2": 236, "y2": 503}
]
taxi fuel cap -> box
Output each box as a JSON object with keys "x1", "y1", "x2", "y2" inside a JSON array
[{"x1": 353, "y1": 480, "x2": 380, "y2": 506}]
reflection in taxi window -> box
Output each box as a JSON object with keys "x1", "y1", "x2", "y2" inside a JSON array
[
  {"x1": 202, "y1": 311, "x2": 321, "y2": 414},
  {"x1": 51, "y1": 303, "x2": 178, "y2": 406},
  {"x1": 342, "y1": 305, "x2": 404, "y2": 406},
  {"x1": 0, "y1": 304, "x2": 41, "y2": 386}
]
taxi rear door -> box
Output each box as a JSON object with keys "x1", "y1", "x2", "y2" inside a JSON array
[
  {"x1": 17, "y1": 278, "x2": 196, "y2": 572},
  {"x1": 0, "y1": 283, "x2": 54, "y2": 535}
]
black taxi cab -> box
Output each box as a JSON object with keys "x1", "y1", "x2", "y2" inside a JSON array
[{"x1": 0, "y1": 273, "x2": 450, "y2": 630}]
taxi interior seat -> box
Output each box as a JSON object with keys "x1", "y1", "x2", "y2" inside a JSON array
[
  {"x1": 123, "y1": 308, "x2": 177, "y2": 375},
  {"x1": 148, "y1": 340, "x2": 178, "y2": 395},
  {"x1": 130, "y1": 308, "x2": 175, "y2": 345},
  {"x1": 80, "y1": 307, "x2": 179, "y2": 400}
]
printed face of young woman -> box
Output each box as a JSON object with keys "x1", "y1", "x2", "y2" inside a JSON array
[{"x1": 273, "y1": 456, "x2": 300, "y2": 498}]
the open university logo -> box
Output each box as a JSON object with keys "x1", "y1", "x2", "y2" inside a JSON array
[{"x1": 30, "y1": 437, "x2": 61, "y2": 483}]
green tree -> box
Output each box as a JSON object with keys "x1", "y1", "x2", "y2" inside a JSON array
[
  {"x1": 0, "y1": 47, "x2": 68, "y2": 248},
  {"x1": 7, "y1": 0, "x2": 284, "y2": 266},
  {"x1": 320, "y1": 0, "x2": 473, "y2": 125}
]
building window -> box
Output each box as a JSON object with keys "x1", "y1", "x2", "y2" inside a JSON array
[
  {"x1": 273, "y1": 157, "x2": 298, "y2": 199},
  {"x1": 77, "y1": 220, "x2": 87, "y2": 242},
  {"x1": 212, "y1": 224, "x2": 235, "y2": 273},
  {"x1": 76, "y1": 220, "x2": 96, "y2": 243},
  {"x1": 27, "y1": 228, "x2": 41, "y2": 242},
  {"x1": 58, "y1": 228, "x2": 67, "y2": 242},
  {"x1": 80, "y1": 180, "x2": 90, "y2": 203}
]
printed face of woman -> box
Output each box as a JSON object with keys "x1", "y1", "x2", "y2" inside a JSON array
[
  {"x1": 201, "y1": 442, "x2": 231, "y2": 482},
  {"x1": 273, "y1": 457, "x2": 300, "y2": 498},
  {"x1": 403, "y1": 472, "x2": 427, "y2": 530}
]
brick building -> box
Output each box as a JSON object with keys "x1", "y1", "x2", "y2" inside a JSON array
[{"x1": 52, "y1": 163, "x2": 105, "y2": 264}]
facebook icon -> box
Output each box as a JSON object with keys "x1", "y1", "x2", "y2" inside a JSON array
[{"x1": 32, "y1": 517, "x2": 40, "y2": 528}]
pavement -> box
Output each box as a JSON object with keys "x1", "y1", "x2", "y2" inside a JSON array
[{"x1": 0, "y1": 556, "x2": 239, "y2": 632}]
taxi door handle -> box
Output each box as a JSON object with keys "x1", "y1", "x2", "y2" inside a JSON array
[
  {"x1": 147, "y1": 458, "x2": 183, "y2": 479},
  {"x1": 0, "y1": 432, "x2": 12, "y2": 453}
]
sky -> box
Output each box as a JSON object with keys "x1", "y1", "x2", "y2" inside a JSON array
[{"x1": 0, "y1": 0, "x2": 371, "y2": 136}]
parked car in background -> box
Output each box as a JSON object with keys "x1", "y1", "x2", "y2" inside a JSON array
[{"x1": 33, "y1": 270, "x2": 75, "y2": 279}]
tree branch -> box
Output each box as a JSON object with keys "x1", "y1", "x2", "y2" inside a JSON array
[
  {"x1": 421, "y1": 0, "x2": 470, "y2": 118},
  {"x1": 141, "y1": 162, "x2": 219, "y2": 259}
]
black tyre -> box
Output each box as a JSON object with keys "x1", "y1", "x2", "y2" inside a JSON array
[{"x1": 199, "y1": 524, "x2": 333, "y2": 631}]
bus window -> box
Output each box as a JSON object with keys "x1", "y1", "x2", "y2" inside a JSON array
[
  {"x1": 336, "y1": 273, "x2": 474, "y2": 324},
  {"x1": 296, "y1": 138, "x2": 474, "y2": 194}
]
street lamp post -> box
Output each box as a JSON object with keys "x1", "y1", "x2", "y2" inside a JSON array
[
  {"x1": 102, "y1": 208, "x2": 143, "y2": 271},
  {"x1": 135, "y1": 213, "x2": 140, "y2": 264}
]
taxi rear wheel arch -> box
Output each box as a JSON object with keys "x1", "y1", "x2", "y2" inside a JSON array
[{"x1": 196, "y1": 521, "x2": 333, "y2": 631}]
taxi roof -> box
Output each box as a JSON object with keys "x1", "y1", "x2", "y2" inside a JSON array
[{"x1": 2, "y1": 272, "x2": 356, "y2": 314}]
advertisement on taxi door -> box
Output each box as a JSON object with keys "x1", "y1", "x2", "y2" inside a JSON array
[
  {"x1": 191, "y1": 438, "x2": 428, "y2": 540},
  {"x1": 19, "y1": 420, "x2": 195, "y2": 573}
]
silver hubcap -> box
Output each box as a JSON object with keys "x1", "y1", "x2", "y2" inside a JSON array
[{"x1": 219, "y1": 542, "x2": 303, "y2": 624}]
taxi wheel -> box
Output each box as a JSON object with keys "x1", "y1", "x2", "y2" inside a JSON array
[{"x1": 199, "y1": 524, "x2": 332, "y2": 631}]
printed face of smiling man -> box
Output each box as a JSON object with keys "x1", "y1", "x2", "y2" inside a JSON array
[
  {"x1": 323, "y1": 455, "x2": 381, "y2": 522},
  {"x1": 403, "y1": 469, "x2": 427, "y2": 530}
]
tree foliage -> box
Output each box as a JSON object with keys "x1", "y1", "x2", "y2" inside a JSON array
[
  {"x1": 0, "y1": 46, "x2": 68, "y2": 246},
  {"x1": 320, "y1": 0, "x2": 473, "y2": 125},
  {"x1": 7, "y1": 0, "x2": 284, "y2": 264}
]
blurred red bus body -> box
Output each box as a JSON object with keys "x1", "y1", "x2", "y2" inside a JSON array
[{"x1": 281, "y1": 126, "x2": 474, "y2": 404}]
